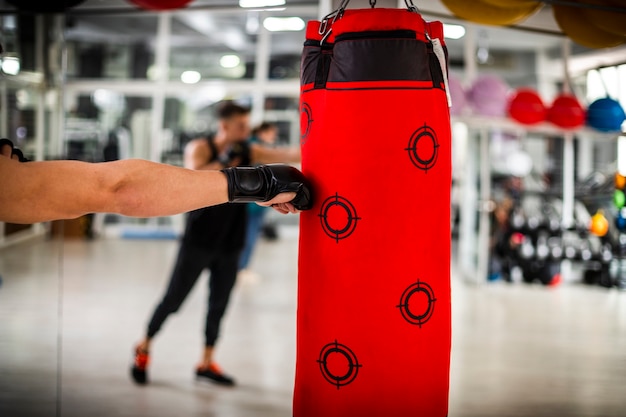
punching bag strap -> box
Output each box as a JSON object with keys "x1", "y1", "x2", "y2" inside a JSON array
[{"x1": 430, "y1": 37, "x2": 452, "y2": 107}]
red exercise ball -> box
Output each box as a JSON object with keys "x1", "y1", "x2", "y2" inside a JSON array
[
  {"x1": 507, "y1": 88, "x2": 546, "y2": 125},
  {"x1": 128, "y1": 0, "x2": 194, "y2": 10},
  {"x1": 547, "y1": 93, "x2": 586, "y2": 129}
]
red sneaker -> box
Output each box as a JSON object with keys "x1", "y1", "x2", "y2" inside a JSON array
[
  {"x1": 196, "y1": 362, "x2": 236, "y2": 386},
  {"x1": 131, "y1": 346, "x2": 150, "y2": 385}
]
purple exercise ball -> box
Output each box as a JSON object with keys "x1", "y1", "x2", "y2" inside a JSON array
[{"x1": 467, "y1": 74, "x2": 511, "y2": 117}]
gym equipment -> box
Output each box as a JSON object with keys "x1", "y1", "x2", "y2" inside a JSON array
[
  {"x1": 506, "y1": 150, "x2": 533, "y2": 178},
  {"x1": 553, "y1": 4, "x2": 626, "y2": 49},
  {"x1": 481, "y1": 0, "x2": 541, "y2": 7},
  {"x1": 296, "y1": 2, "x2": 451, "y2": 416},
  {"x1": 221, "y1": 164, "x2": 313, "y2": 210},
  {"x1": 467, "y1": 74, "x2": 510, "y2": 117},
  {"x1": 614, "y1": 189, "x2": 626, "y2": 209},
  {"x1": 507, "y1": 88, "x2": 546, "y2": 125},
  {"x1": 582, "y1": 0, "x2": 626, "y2": 37},
  {"x1": 546, "y1": 93, "x2": 586, "y2": 129},
  {"x1": 441, "y1": 0, "x2": 542, "y2": 26},
  {"x1": 615, "y1": 173, "x2": 626, "y2": 190},
  {"x1": 586, "y1": 97, "x2": 626, "y2": 132},
  {"x1": 616, "y1": 208, "x2": 626, "y2": 232},
  {"x1": 589, "y1": 210, "x2": 609, "y2": 237}
]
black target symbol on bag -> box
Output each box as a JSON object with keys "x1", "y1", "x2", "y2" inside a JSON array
[
  {"x1": 318, "y1": 193, "x2": 361, "y2": 243},
  {"x1": 317, "y1": 340, "x2": 362, "y2": 389},
  {"x1": 406, "y1": 123, "x2": 439, "y2": 172},
  {"x1": 300, "y1": 102, "x2": 313, "y2": 144},
  {"x1": 397, "y1": 279, "x2": 436, "y2": 327}
]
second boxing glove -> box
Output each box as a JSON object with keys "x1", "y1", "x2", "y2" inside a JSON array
[
  {"x1": 221, "y1": 164, "x2": 313, "y2": 210},
  {"x1": 0, "y1": 138, "x2": 29, "y2": 162}
]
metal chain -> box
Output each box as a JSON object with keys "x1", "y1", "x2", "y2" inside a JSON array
[
  {"x1": 318, "y1": 0, "x2": 424, "y2": 45},
  {"x1": 404, "y1": 0, "x2": 419, "y2": 13}
]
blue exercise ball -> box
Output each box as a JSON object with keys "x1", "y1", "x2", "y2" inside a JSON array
[
  {"x1": 616, "y1": 208, "x2": 626, "y2": 231},
  {"x1": 586, "y1": 97, "x2": 626, "y2": 132}
]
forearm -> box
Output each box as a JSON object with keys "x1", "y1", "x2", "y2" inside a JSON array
[
  {"x1": 252, "y1": 145, "x2": 301, "y2": 164},
  {"x1": 2, "y1": 159, "x2": 228, "y2": 224},
  {"x1": 103, "y1": 159, "x2": 229, "y2": 218}
]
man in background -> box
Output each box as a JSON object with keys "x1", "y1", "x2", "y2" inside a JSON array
[{"x1": 131, "y1": 101, "x2": 300, "y2": 387}]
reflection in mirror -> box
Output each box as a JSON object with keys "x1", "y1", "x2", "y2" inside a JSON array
[
  {"x1": 4, "y1": 3, "x2": 310, "y2": 415},
  {"x1": 0, "y1": 14, "x2": 63, "y2": 417}
]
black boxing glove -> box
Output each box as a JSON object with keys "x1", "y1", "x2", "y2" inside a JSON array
[
  {"x1": 221, "y1": 164, "x2": 313, "y2": 211},
  {"x1": 216, "y1": 142, "x2": 247, "y2": 167},
  {"x1": 0, "y1": 138, "x2": 29, "y2": 162}
]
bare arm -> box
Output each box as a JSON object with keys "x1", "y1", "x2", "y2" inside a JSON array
[
  {"x1": 184, "y1": 138, "x2": 224, "y2": 171},
  {"x1": 0, "y1": 157, "x2": 232, "y2": 224},
  {"x1": 250, "y1": 143, "x2": 301, "y2": 165}
]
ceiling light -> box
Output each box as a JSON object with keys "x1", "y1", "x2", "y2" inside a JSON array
[
  {"x1": 443, "y1": 23, "x2": 465, "y2": 40},
  {"x1": 220, "y1": 54, "x2": 241, "y2": 69},
  {"x1": 263, "y1": 17, "x2": 305, "y2": 32},
  {"x1": 181, "y1": 70, "x2": 201, "y2": 84},
  {"x1": 239, "y1": 0, "x2": 285, "y2": 8}
]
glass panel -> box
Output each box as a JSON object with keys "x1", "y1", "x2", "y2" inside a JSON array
[
  {"x1": 0, "y1": 14, "x2": 62, "y2": 417},
  {"x1": 264, "y1": 95, "x2": 300, "y2": 145},
  {"x1": 64, "y1": 91, "x2": 153, "y2": 161},
  {"x1": 160, "y1": 92, "x2": 253, "y2": 164},
  {"x1": 268, "y1": 27, "x2": 310, "y2": 80},
  {"x1": 64, "y1": 14, "x2": 159, "y2": 80},
  {"x1": 169, "y1": 11, "x2": 253, "y2": 81}
]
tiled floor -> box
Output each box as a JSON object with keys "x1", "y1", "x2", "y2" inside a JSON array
[{"x1": 1, "y1": 225, "x2": 625, "y2": 417}]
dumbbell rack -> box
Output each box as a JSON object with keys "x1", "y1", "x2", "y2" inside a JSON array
[{"x1": 454, "y1": 114, "x2": 622, "y2": 285}]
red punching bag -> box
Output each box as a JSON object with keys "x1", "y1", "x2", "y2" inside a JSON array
[{"x1": 296, "y1": 3, "x2": 452, "y2": 417}]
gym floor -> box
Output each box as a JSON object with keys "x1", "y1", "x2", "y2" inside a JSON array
[{"x1": 1, "y1": 224, "x2": 625, "y2": 417}]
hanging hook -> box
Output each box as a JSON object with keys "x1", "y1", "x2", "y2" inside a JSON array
[
  {"x1": 369, "y1": 0, "x2": 376, "y2": 8},
  {"x1": 403, "y1": 0, "x2": 429, "y2": 40},
  {"x1": 404, "y1": 0, "x2": 418, "y2": 13},
  {"x1": 319, "y1": 0, "x2": 350, "y2": 45}
]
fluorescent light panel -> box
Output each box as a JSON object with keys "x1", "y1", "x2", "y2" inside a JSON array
[
  {"x1": 181, "y1": 70, "x2": 201, "y2": 84},
  {"x1": 263, "y1": 17, "x2": 305, "y2": 32},
  {"x1": 220, "y1": 54, "x2": 241, "y2": 69},
  {"x1": 443, "y1": 23, "x2": 465, "y2": 40}
]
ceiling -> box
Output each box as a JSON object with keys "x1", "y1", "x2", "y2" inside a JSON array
[
  {"x1": 1, "y1": 0, "x2": 623, "y2": 79},
  {"x1": 0, "y1": 0, "x2": 572, "y2": 50},
  {"x1": 65, "y1": 1, "x2": 571, "y2": 58}
]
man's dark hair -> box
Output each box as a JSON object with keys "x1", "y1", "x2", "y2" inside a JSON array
[{"x1": 217, "y1": 101, "x2": 251, "y2": 120}]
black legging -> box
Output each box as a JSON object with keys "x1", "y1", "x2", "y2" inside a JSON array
[{"x1": 146, "y1": 242, "x2": 239, "y2": 347}]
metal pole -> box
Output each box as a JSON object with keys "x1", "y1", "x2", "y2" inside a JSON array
[
  {"x1": 252, "y1": 12, "x2": 271, "y2": 126},
  {"x1": 459, "y1": 126, "x2": 479, "y2": 282},
  {"x1": 151, "y1": 12, "x2": 170, "y2": 164},
  {"x1": 476, "y1": 127, "x2": 492, "y2": 285},
  {"x1": 35, "y1": 15, "x2": 45, "y2": 162}
]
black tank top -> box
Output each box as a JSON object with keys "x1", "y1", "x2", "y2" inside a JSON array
[{"x1": 181, "y1": 136, "x2": 252, "y2": 251}]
